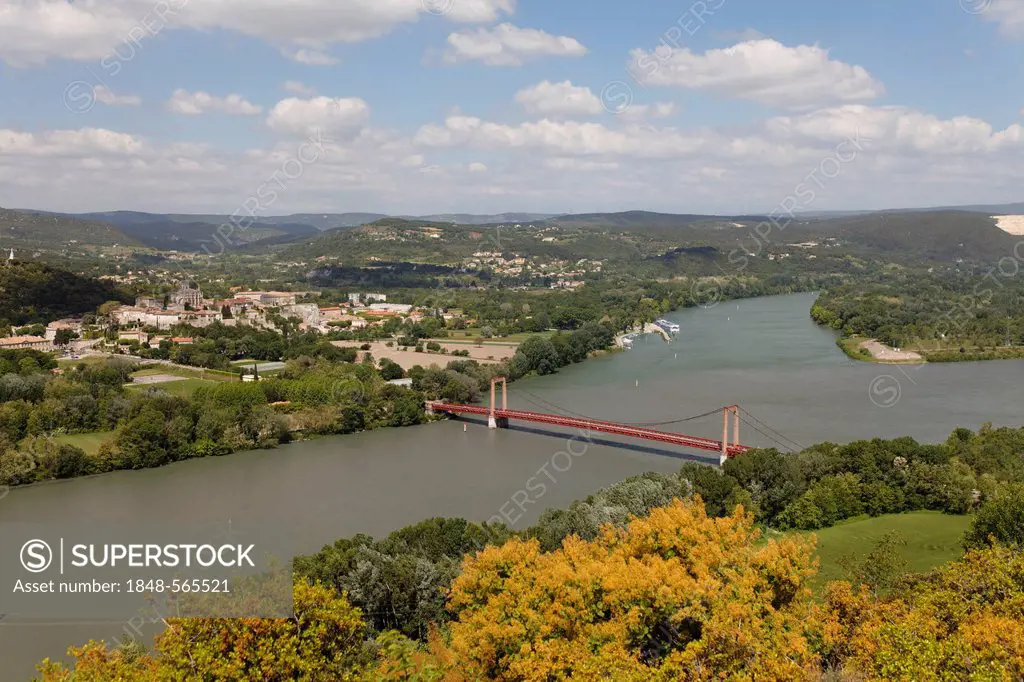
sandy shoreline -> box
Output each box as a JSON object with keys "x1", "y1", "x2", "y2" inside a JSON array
[{"x1": 859, "y1": 339, "x2": 924, "y2": 363}]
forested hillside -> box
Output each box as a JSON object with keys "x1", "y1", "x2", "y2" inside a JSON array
[
  {"x1": 0, "y1": 208, "x2": 139, "y2": 252},
  {"x1": 0, "y1": 261, "x2": 131, "y2": 325},
  {"x1": 826, "y1": 211, "x2": 1015, "y2": 263}
]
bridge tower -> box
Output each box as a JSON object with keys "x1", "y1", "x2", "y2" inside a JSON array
[
  {"x1": 721, "y1": 405, "x2": 740, "y2": 466},
  {"x1": 489, "y1": 376, "x2": 508, "y2": 429}
]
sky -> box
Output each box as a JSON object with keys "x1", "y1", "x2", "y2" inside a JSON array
[{"x1": 0, "y1": 0, "x2": 1023, "y2": 216}]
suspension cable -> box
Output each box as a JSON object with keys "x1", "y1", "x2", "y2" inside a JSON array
[
  {"x1": 737, "y1": 407, "x2": 805, "y2": 452},
  {"x1": 737, "y1": 414, "x2": 795, "y2": 453},
  {"x1": 517, "y1": 390, "x2": 722, "y2": 427}
]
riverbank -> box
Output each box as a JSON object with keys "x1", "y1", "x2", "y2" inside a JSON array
[
  {"x1": 835, "y1": 334, "x2": 1024, "y2": 364},
  {"x1": 616, "y1": 323, "x2": 670, "y2": 347}
]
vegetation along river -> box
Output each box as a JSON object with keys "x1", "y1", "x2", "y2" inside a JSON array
[{"x1": 3, "y1": 292, "x2": 1023, "y2": 676}]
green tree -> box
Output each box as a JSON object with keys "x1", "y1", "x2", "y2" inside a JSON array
[
  {"x1": 515, "y1": 336, "x2": 562, "y2": 375},
  {"x1": 963, "y1": 483, "x2": 1024, "y2": 550},
  {"x1": 116, "y1": 406, "x2": 168, "y2": 469},
  {"x1": 838, "y1": 530, "x2": 910, "y2": 594},
  {"x1": 379, "y1": 359, "x2": 405, "y2": 381}
]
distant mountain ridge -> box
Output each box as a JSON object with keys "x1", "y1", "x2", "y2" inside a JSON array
[
  {"x1": 804, "y1": 201, "x2": 1024, "y2": 218},
  {"x1": 0, "y1": 208, "x2": 141, "y2": 252},
  {"x1": 6, "y1": 202, "x2": 1022, "y2": 261}
]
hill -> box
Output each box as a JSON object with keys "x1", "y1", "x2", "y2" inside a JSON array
[
  {"x1": 546, "y1": 210, "x2": 769, "y2": 230},
  {"x1": 0, "y1": 261, "x2": 132, "y2": 325},
  {"x1": 820, "y1": 210, "x2": 1016, "y2": 263},
  {"x1": 275, "y1": 216, "x2": 677, "y2": 266},
  {"x1": 110, "y1": 219, "x2": 316, "y2": 252},
  {"x1": 0, "y1": 208, "x2": 140, "y2": 253},
  {"x1": 408, "y1": 212, "x2": 556, "y2": 225},
  {"x1": 67, "y1": 212, "x2": 317, "y2": 251}
]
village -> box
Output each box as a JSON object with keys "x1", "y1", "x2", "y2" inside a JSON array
[{"x1": 0, "y1": 279, "x2": 518, "y2": 370}]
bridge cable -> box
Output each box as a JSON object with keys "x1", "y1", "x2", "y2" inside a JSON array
[
  {"x1": 736, "y1": 414, "x2": 796, "y2": 453},
  {"x1": 517, "y1": 390, "x2": 722, "y2": 428},
  {"x1": 736, "y1": 407, "x2": 805, "y2": 452}
]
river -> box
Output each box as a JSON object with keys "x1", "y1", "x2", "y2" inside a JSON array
[{"x1": 2, "y1": 292, "x2": 1022, "y2": 677}]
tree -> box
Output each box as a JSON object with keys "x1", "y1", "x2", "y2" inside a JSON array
[
  {"x1": 379, "y1": 358, "x2": 406, "y2": 381},
  {"x1": 837, "y1": 530, "x2": 910, "y2": 594},
  {"x1": 391, "y1": 499, "x2": 820, "y2": 680},
  {"x1": 723, "y1": 448, "x2": 805, "y2": 523},
  {"x1": 36, "y1": 582, "x2": 370, "y2": 681},
  {"x1": 515, "y1": 336, "x2": 562, "y2": 375},
  {"x1": 53, "y1": 328, "x2": 79, "y2": 346},
  {"x1": 963, "y1": 483, "x2": 1024, "y2": 550},
  {"x1": 822, "y1": 546, "x2": 1024, "y2": 680},
  {"x1": 18, "y1": 356, "x2": 41, "y2": 375},
  {"x1": 116, "y1": 406, "x2": 168, "y2": 469}
]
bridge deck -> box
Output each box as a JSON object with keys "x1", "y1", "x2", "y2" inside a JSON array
[{"x1": 427, "y1": 402, "x2": 751, "y2": 458}]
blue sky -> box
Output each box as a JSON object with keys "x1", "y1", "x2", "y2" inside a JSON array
[{"x1": 0, "y1": 0, "x2": 1022, "y2": 215}]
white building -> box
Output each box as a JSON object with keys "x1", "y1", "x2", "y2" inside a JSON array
[
  {"x1": 0, "y1": 335, "x2": 54, "y2": 352},
  {"x1": 369, "y1": 302, "x2": 413, "y2": 314},
  {"x1": 348, "y1": 292, "x2": 387, "y2": 305}
]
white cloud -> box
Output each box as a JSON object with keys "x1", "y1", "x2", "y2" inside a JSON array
[
  {"x1": 93, "y1": 85, "x2": 141, "y2": 107},
  {"x1": 282, "y1": 48, "x2": 338, "y2": 66},
  {"x1": 544, "y1": 158, "x2": 618, "y2": 171},
  {"x1": 515, "y1": 80, "x2": 602, "y2": 116},
  {"x1": 0, "y1": 127, "x2": 146, "y2": 157},
  {"x1": 0, "y1": 0, "x2": 138, "y2": 66},
  {"x1": 0, "y1": 0, "x2": 516, "y2": 67},
  {"x1": 283, "y1": 81, "x2": 317, "y2": 96},
  {"x1": 629, "y1": 39, "x2": 885, "y2": 110},
  {"x1": 414, "y1": 115, "x2": 712, "y2": 158},
  {"x1": 413, "y1": 104, "x2": 1024, "y2": 172},
  {"x1": 444, "y1": 23, "x2": 587, "y2": 66},
  {"x1": 4, "y1": 103, "x2": 1024, "y2": 216},
  {"x1": 979, "y1": 1, "x2": 1024, "y2": 38},
  {"x1": 265, "y1": 96, "x2": 371, "y2": 135},
  {"x1": 617, "y1": 101, "x2": 677, "y2": 121},
  {"x1": 167, "y1": 89, "x2": 262, "y2": 116},
  {"x1": 766, "y1": 104, "x2": 1024, "y2": 155},
  {"x1": 438, "y1": 0, "x2": 515, "y2": 24}
]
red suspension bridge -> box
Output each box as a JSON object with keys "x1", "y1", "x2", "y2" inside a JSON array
[{"x1": 427, "y1": 377, "x2": 801, "y2": 465}]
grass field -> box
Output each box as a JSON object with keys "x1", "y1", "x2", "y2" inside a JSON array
[
  {"x1": 125, "y1": 377, "x2": 216, "y2": 397},
  {"x1": 800, "y1": 511, "x2": 971, "y2": 589},
  {"x1": 57, "y1": 355, "x2": 113, "y2": 367},
  {"x1": 445, "y1": 329, "x2": 548, "y2": 343},
  {"x1": 132, "y1": 365, "x2": 237, "y2": 382},
  {"x1": 52, "y1": 430, "x2": 116, "y2": 455}
]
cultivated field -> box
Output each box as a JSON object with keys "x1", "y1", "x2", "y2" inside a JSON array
[{"x1": 332, "y1": 340, "x2": 518, "y2": 370}]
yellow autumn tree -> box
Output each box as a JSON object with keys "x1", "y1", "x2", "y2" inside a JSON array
[
  {"x1": 34, "y1": 641, "x2": 160, "y2": 681},
  {"x1": 380, "y1": 497, "x2": 822, "y2": 681},
  {"x1": 35, "y1": 581, "x2": 368, "y2": 682},
  {"x1": 822, "y1": 545, "x2": 1024, "y2": 681}
]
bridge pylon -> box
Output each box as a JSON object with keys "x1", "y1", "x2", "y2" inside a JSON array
[
  {"x1": 721, "y1": 405, "x2": 740, "y2": 466},
  {"x1": 489, "y1": 376, "x2": 508, "y2": 429}
]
